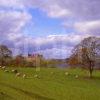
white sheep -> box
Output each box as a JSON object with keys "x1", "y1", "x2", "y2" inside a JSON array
[
  {"x1": 16, "y1": 73, "x2": 21, "y2": 77},
  {"x1": 75, "y1": 75, "x2": 79, "y2": 79},
  {"x1": 65, "y1": 72, "x2": 69, "y2": 76},
  {"x1": 22, "y1": 74, "x2": 26, "y2": 78},
  {"x1": 34, "y1": 74, "x2": 38, "y2": 78},
  {"x1": 2, "y1": 66, "x2": 6, "y2": 70},
  {"x1": 4, "y1": 70, "x2": 9, "y2": 72},
  {"x1": 12, "y1": 69, "x2": 18, "y2": 73}
]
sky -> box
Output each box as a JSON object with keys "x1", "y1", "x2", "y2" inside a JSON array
[{"x1": 0, "y1": 0, "x2": 100, "y2": 59}]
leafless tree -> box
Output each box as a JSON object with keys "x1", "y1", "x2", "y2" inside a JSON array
[{"x1": 69, "y1": 37, "x2": 100, "y2": 78}]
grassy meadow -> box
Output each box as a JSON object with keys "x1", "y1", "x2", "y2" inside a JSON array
[{"x1": 0, "y1": 67, "x2": 100, "y2": 100}]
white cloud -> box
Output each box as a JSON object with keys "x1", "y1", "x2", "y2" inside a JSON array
[
  {"x1": 41, "y1": 4, "x2": 71, "y2": 18},
  {"x1": 36, "y1": 47, "x2": 73, "y2": 59},
  {"x1": 29, "y1": 34, "x2": 82, "y2": 48},
  {"x1": 0, "y1": 0, "x2": 100, "y2": 20},
  {"x1": 0, "y1": 10, "x2": 31, "y2": 35},
  {"x1": 74, "y1": 20, "x2": 100, "y2": 36},
  {"x1": 22, "y1": 0, "x2": 100, "y2": 20},
  {"x1": 0, "y1": 0, "x2": 24, "y2": 9},
  {"x1": 21, "y1": 34, "x2": 89, "y2": 58},
  {"x1": 0, "y1": 0, "x2": 100, "y2": 58},
  {"x1": 22, "y1": 0, "x2": 100, "y2": 36},
  {"x1": 0, "y1": 9, "x2": 32, "y2": 54}
]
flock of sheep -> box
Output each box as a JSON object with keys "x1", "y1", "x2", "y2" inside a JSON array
[
  {"x1": 0, "y1": 66, "x2": 27, "y2": 79},
  {"x1": 64, "y1": 72, "x2": 79, "y2": 78},
  {"x1": 0, "y1": 66, "x2": 79, "y2": 79}
]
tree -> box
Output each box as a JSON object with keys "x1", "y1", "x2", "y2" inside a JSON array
[
  {"x1": 69, "y1": 37, "x2": 100, "y2": 78},
  {"x1": 68, "y1": 53, "x2": 79, "y2": 67},
  {"x1": 0, "y1": 45, "x2": 12, "y2": 66}
]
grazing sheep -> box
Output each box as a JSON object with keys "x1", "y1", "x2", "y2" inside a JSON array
[
  {"x1": 4, "y1": 70, "x2": 9, "y2": 72},
  {"x1": 2, "y1": 66, "x2": 6, "y2": 70},
  {"x1": 75, "y1": 75, "x2": 79, "y2": 79},
  {"x1": 16, "y1": 73, "x2": 21, "y2": 77},
  {"x1": 22, "y1": 74, "x2": 26, "y2": 79},
  {"x1": 12, "y1": 69, "x2": 18, "y2": 73},
  {"x1": 65, "y1": 72, "x2": 69, "y2": 76},
  {"x1": 34, "y1": 74, "x2": 38, "y2": 78},
  {"x1": 51, "y1": 72, "x2": 54, "y2": 74}
]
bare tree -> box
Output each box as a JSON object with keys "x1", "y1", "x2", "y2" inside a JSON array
[{"x1": 69, "y1": 37, "x2": 100, "y2": 78}]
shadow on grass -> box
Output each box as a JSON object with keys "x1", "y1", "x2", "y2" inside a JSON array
[
  {"x1": 0, "y1": 82, "x2": 54, "y2": 100},
  {"x1": 0, "y1": 91, "x2": 14, "y2": 100}
]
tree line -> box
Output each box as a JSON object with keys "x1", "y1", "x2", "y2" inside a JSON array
[
  {"x1": 0, "y1": 45, "x2": 64, "y2": 68},
  {"x1": 0, "y1": 36, "x2": 100, "y2": 77}
]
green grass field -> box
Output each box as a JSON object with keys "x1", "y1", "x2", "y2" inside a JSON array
[{"x1": 0, "y1": 67, "x2": 100, "y2": 100}]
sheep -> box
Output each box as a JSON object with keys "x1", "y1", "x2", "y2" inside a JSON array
[
  {"x1": 11, "y1": 69, "x2": 18, "y2": 73},
  {"x1": 75, "y1": 75, "x2": 79, "y2": 79},
  {"x1": 4, "y1": 70, "x2": 9, "y2": 73},
  {"x1": 2, "y1": 66, "x2": 6, "y2": 70},
  {"x1": 16, "y1": 73, "x2": 21, "y2": 77},
  {"x1": 34, "y1": 74, "x2": 38, "y2": 78},
  {"x1": 22, "y1": 74, "x2": 26, "y2": 79},
  {"x1": 0, "y1": 66, "x2": 2, "y2": 68},
  {"x1": 65, "y1": 72, "x2": 69, "y2": 76}
]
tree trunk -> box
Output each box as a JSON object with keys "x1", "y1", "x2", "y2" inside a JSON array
[
  {"x1": 89, "y1": 61, "x2": 93, "y2": 78},
  {"x1": 89, "y1": 68, "x2": 92, "y2": 78},
  {"x1": 1, "y1": 58, "x2": 4, "y2": 66}
]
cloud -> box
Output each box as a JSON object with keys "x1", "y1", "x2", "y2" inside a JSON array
[
  {"x1": 25, "y1": 34, "x2": 89, "y2": 58},
  {"x1": 0, "y1": 9, "x2": 32, "y2": 53},
  {"x1": 36, "y1": 47, "x2": 73, "y2": 59},
  {"x1": 22, "y1": 0, "x2": 100, "y2": 20},
  {"x1": 0, "y1": 10, "x2": 31, "y2": 47},
  {"x1": 23, "y1": 0, "x2": 100, "y2": 36},
  {"x1": 22, "y1": 0, "x2": 72, "y2": 18},
  {"x1": 74, "y1": 20, "x2": 100, "y2": 36},
  {"x1": 0, "y1": 0, "x2": 100, "y2": 20},
  {"x1": 0, "y1": 10, "x2": 31, "y2": 35},
  {"x1": 0, "y1": 0, "x2": 100, "y2": 58},
  {"x1": 28, "y1": 34, "x2": 84, "y2": 50},
  {"x1": 0, "y1": 0, "x2": 32, "y2": 52},
  {"x1": 41, "y1": 4, "x2": 71, "y2": 18},
  {"x1": 1, "y1": 33, "x2": 87, "y2": 58},
  {"x1": 0, "y1": 0, "x2": 24, "y2": 9}
]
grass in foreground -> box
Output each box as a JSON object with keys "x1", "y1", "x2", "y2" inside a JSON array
[{"x1": 0, "y1": 67, "x2": 100, "y2": 100}]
